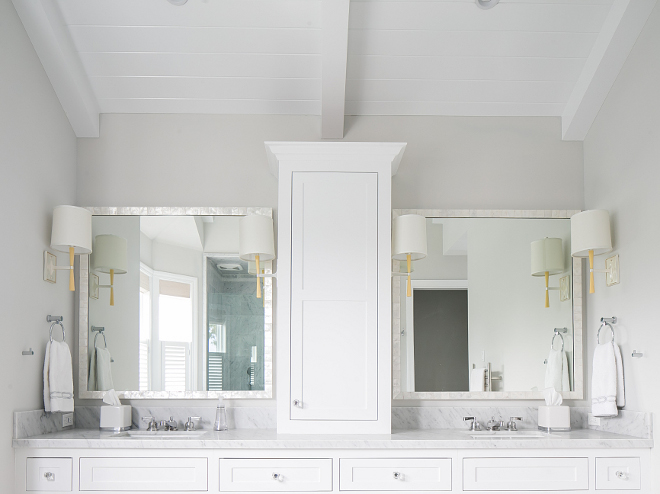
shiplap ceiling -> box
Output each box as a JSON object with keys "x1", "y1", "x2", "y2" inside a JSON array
[{"x1": 13, "y1": 0, "x2": 658, "y2": 139}]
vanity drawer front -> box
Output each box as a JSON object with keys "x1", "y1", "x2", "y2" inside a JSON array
[
  {"x1": 26, "y1": 458, "x2": 72, "y2": 491},
  {"x1": 79, "y1": 457, "x2": 208, "y2": 491},
  {"x1": 219, "y1": 458, "x2": 332, "y2": 492},
  {"x1": 463, "y1": 457, "x2": 589, "y2": 491},
  {"x1": 340, "y1": 458, "x2": 451, "y2": 491},
  {"x1": 596, "y1": 457, "x2": 641, "y2": 490}
]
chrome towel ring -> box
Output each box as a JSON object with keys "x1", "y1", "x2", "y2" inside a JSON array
[
  {"x1": 597, "y1": 316, "x2": 617, "y2": 344},
  {"x1": 49, "y1": 321, "x2": 65, "y2": 343},
  {"x1": 551, "y1": 332, "x2": 564, "y2": 352}
]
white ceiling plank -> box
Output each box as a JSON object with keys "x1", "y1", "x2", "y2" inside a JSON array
[
  {"x1": 562, "y1": 0, "x2": 658, "y2": 140},
  {"x1": 321, "y1": 0, "x2": 350, "y2": 138},
  {"x1": 79, "y1": 53, "x2": 321, "y2": 79},
  {"x1": 345, "y1": 101, "x2": 564, "y2": 117},
  {"x1": 12, "y1": 0, "x2": 100, "y2": 137},
  {"x1": 98, "y1": 98, "x2": 320, "y2": 115},
  {"x1": 67, "y1": 26, "x2": 320, "y2": 55},
  {"x1": 90, "y1": 76, "x2": 320, "y2": 101}
]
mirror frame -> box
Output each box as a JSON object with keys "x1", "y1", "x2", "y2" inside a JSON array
[
  {"x1": 392, "y1": 209, "x2": 584, "y2": 400},
  {"x1": 78, "y1": 206, "x2": 274, "y2": 400}
]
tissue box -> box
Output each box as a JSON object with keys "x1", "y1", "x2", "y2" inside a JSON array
[
  {"x1": 538, "y1": 405, "x2": 570, "y2": 432},
  {"x1": 100, "y1": 405, "x2": 132, "y2": 432}
]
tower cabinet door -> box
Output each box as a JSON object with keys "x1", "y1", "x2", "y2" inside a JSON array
[{"x1": 290, "y1": 171, "x2": 379, "y2": 421}]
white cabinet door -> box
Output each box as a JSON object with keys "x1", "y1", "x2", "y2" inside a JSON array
[
  {"x1": 596, "y1": 457, "x2": 641, "y2": 490},
  {"x1": 290, "y1": 172, "x2": 378, "y2": 421},
  {"x1": 220, "y1": 458, "x2": 333, "y2": 492},
  {"x1": 26, "y1": 457, "x2": 72, "y2": 492},
  {"x1": 79, "y1": 457, "x2": 208, "y2": 491},
  {"x1": 463, "y1": 457, "x2": 589, "y2": 491},
  {"x1": 340, "y1": 458, "x2": 451, "y2": 491}
]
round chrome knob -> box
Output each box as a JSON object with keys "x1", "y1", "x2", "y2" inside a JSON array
[
  {"x1": 393, "y1": 472, "x2": 402, "y2": 480},
  {"x1": 272, "y1": 473, "x2": 283, "y2": 481},
  {"x1": 292, "y1": 399, "x2": 302, "y2": 408},
  {"x1": 615, "y1": 471, "x2": 628, "y2": 480}
]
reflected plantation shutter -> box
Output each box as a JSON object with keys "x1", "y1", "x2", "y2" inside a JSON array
[{"x1": 161, "y1": 342, "x2": 189, "y2": 391}]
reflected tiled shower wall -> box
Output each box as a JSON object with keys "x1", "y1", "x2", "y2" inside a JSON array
[{"x1": 207, "y1": 260, "x2": 265, "y2": 391}]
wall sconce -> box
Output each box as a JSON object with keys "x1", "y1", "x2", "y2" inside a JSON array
[
  {"x1": 531, "y1": 237, "x2": 564, "y2": 308},
  {"x1": 239, "y1": 215, "x2": 276, "y2": 299},
  {"x1": 392, "y1": 214, "x2": 427, "y2": 297},
  {"x1": 45, "y1": 205, "x2": 92, "y2": 291},
  {"x1": 570, "y1": 210, "x2": 616, "y2": 294},
  {"x1": 91, "y1": 234, "x2": 127, "y2": 306}
]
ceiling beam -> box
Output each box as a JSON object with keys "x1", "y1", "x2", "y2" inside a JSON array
[
  {"x1": 12, "y1": 0, "x2": 100, "y2": 137},
  {"x1": 321, "y1": 0, "x2": 350, "y2": 139},
  {"x1": 562, "y1": 0, "x2": 657, "y2": 141}
]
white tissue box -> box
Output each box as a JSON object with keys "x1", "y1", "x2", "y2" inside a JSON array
[
  {"x1": 100, "y1": 405, "x2": 132, "y2": 432},
  {"x1": 538, "y1": 405, "x2": 570, "y2": 432}
]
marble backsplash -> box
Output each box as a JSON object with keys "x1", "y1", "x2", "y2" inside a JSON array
[{"x1": 15, "y1": 406, "x2": 651, "y2": 439}]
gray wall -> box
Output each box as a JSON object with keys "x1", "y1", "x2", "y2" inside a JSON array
[
  {"x1": 0, "y1": 0, "x2": 77, "y2": 490},
  {"x1": 583, "y1": 3, "x2": 660, "y2": 487}
]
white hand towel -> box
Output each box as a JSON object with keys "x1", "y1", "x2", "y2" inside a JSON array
[
  {"x1": 545, "y1": 349, "x2": 570, "y2": 392},
  {"x1": 89, "y1": 347, "x2": 114, "y2": 391},
  {"x1": 592, "y1": 341, "x2": 625, "y2": 417},
  {"x1": 43, "y1": 340, "x2": 74, "y2": 412},
  {"x1": 470, "y1": 367, "x2": 486, "y2": 392}
]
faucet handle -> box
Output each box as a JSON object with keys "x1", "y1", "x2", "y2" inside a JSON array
[
  {"x1": 185, "y1": 416, "x2": 201, "y2": 431},
  {"x1": 463, "y1": 416, "x2": 477, "y2": 431},
  {"x1": 507, "y1": 417, "x2": 522, "y2": 431},
  {"x1": 141, "y1": 416, "x2": 157, "y2": 431}
]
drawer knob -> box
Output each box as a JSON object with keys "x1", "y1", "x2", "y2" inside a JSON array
[
  {"x1": 44, "y1": 472, "x2": 55, "y2": 482},
  {"x1": 615, "y1": 471, "x2": 629, "y2": 480},
  {"x1": 393, "y1": 472, "x2": 402, "y2": 480},
  {"x1": 272, "y1": 473, "x2": 283, "y2": 482},
  {"x1": 292, "y1": 399, "x2": 302, "y2": 408}
]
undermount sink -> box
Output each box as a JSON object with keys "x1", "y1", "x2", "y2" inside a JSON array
[
  {"x1": 119, "y1": 430, "x2": 208, "y2": 439},
  {"x1": 464, "y1": 430, "x2": 551, "y2": 439}
]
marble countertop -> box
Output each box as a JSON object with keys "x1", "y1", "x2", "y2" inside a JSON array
[{"x1": 13, "y1": 428, "x2": 653, "y2": 450}]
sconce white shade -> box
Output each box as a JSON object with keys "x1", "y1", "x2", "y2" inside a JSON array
[
  {"x1": 531, "y1": 238, "x2": 564, "y2": 276},
  {"x1": 392, "y1": 214, "x2": 427, "y2": 260},
  {"x1": 91, "y1": 235, "x2": 128, "y2": 274},
  {"x1": 571, "y1": 209, "x2": 612, "y2": 258},
  {"x1": 50, "y1": 205, "x2": 92, "y2": 254},
  {"x1": 239, "y1": 215, "x2": 275, "y2": 262}
]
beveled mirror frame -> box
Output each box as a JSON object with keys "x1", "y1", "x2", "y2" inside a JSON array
[
  {"x1": 392, "y1": 209, "x2": 584, "y2": 400},
  {"x1": 78, "y1": 207, "x2": 273, "y2": 399}
]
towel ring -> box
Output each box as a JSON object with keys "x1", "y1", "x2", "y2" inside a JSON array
[
  {"x1": 551, "y1": 332, "x2": 564, "y2": 352},
  {"x1": 597, "y1": 321, "x2": 615, "y2": 344},
  {"x1": 94, "y1": 332, "x2": 107, "y2": 349},
  {"x1": 49, "y1": 321, "x2": 65, "y2": 343}
]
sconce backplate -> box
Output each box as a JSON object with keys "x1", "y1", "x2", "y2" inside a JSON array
[
  {"x1": 605, "y1": 254, "x2": 620, "y2": 286},
  {"x1": 43, "y1": 251, "x2": 57, "y2": 283}
]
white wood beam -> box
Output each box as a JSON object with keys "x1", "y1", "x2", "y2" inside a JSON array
[
  {"x1": 562, "y1": 0, "x2": 657, "y2": 141},
  {"x1": 12, "y1": 0, "x2": 100, "y2": 137},
  {"x1": 321, "y1": 0, "x2": 350, "y2": 139}
]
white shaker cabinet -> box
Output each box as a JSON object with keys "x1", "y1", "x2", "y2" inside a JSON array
[{"x1": 267, "y1": 141, "x2": 406, "y2": 434}]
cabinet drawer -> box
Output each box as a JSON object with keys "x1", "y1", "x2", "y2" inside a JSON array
[
  {"x1": 220, "y1": 458, "x2": 332, "y2": 492},
  {"x1": 463, "y1": 457, "x2": 589, "y2": 491},
  {"x1": 79, "y1": 457, "x2": 207, "y2": 491},
  {"x1": 27, "y1": 458, "x2": 72, "y2": 492},
  {"x1": 596, "y1": 457, "x2": 641, "y2": 490},
  {"x1": 340, "y1": 458, "x2": 451, "y2": 491}
]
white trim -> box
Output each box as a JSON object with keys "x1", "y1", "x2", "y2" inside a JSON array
[{"x1": 411, "y1": 280, "x2": 468, "y2": 290}]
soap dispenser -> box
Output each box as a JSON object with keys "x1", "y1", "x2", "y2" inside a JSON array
[{"x1": 214, "y1": 397, "x2": 228, "y2": 431}]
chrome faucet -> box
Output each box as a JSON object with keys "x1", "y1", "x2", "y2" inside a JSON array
[
  {"x1": 463, "y1": 416, "x2": 482, "y2": 431},
  {"x1": 159, "y1": 416, "x2": 179, "y2": 431},
  {"x1": 506, "y1": 417, "x2": 522, "y2": 431},
  {"x1": 184, "y1": 416, "x2": 201, "y2": 431},
  {"x1": 486, "y1": 417, "x2": 504, "y2": 431},
  {"x1": 141, "y1": 416, "x2": 158, "y2": 431}
]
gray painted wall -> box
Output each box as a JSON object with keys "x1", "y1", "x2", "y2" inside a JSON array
[
  {"x1": 0, "y1": 1, "x2": 77, "y2": 490},
  {"x1": 583, "y1": 3, "x2": 660, "y2": 488}
]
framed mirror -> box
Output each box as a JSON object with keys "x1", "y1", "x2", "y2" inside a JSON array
[
  {"x1": 78, "y1": 207, "x2": 273, "y2": 399},
  {"x1": 392, "y1": 209, "x2": 584, "y2": 400}
]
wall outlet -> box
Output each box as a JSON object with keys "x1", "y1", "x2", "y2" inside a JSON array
[
  {"x1": 62, "y1": 413, "x2": 74, "y2": 428},
  {"x1": 587, "y1": 414, "x2": 601, "y2": 427},
  {"x1": 605, "y1": 254, "x2": 620, "y2": 286}
]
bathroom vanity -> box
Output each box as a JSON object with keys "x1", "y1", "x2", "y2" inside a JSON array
[{"x1": 14, "y1": 428, "x2": 652, "y2": 492}]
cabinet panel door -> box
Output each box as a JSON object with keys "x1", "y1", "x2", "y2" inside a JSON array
[
  {"x1": 463, "y1": 457, "x2": 588, "y2": 491},
  {"x1": 26, "y1": 457, "x2": 72, "y2": 492},
  {"x1": 79, "y1": 457, "x2": 207, "y2": 491},
  {"x1": 595, "y1": 457, "x2": 641, "y2": 490},
  {"x1": 290, "y1": 172, "x2": 378, "y2": 421},
  {"x1": 340, "y1": 458, "x2": 451, "y2": 491},
  {"x1": 220, "y1": 458, "x2": 332, "y2": 492}
]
